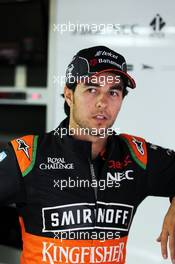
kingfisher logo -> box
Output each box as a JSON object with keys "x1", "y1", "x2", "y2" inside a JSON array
[
  {"x1": 42, "y1": 242, "x2": 125, "y2": 263},
  {"x1": 150, "y1": 14, "x2": 166, "y2": 36}
]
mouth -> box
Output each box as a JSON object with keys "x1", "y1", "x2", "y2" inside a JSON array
[{"x1": 93, "y1": 114, "x2": 108, "y2": 121}]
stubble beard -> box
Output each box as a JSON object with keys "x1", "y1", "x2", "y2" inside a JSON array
[{"x1": 72, "y1": 106, "x2": 115, "y2": 137}]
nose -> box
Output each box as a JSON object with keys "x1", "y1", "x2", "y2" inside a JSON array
[{"x1": 95, "y1": 93, "x2": 107, "y2": 109}]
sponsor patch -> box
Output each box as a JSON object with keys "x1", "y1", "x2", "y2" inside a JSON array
[
  {"x1": 107, "y1": 170, "x2": 134, "y2": 184},
  {"x1": 108, "y1": 155, "x2": 132, "y2": 169},
  {"x1": 0, "y1": 151, "x2": 7, "y2": 162},
  {"x1": 16, "y1": 138, "x2": 30, "y2": 160},
  {"x1": 132, "y1": 138, "x2": 144, "y2": 155},
  {"x1": 42, "y1": 201, "x2": 133, "y2": 233},
  {"x1": 39, "y1": 157, "x2": 74, "y2": 170}
]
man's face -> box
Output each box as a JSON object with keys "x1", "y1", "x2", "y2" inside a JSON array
[{"x1": 67, "y1": 72, "x2": 124, "y2": 135}]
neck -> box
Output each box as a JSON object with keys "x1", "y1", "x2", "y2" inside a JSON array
[
  {"x1": 73, "y1": 132, "x2": 108, "y2": 159},
  {"x1": 69, "y1": 121, "x2": 108, "y2": 159},
  {"x1": 91, "y1": 138, "x2": 107, "y2": 159}
]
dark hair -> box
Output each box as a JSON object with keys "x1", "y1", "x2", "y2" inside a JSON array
[
  {"x1": 62, "y1": 83, "x2": 77, "y2": 116},
  {"x1": 62, "y1": 83, "x2": 128, "y2": 117}
]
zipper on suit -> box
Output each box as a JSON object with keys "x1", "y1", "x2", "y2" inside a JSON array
[
  {"x1": 89, "y1": 159, "x2": 98, "y2": 228},
  {"x1": 89, "y1": 159, "x2": 98, "y2": 200}
]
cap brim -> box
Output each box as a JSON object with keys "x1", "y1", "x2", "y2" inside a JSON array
[{"x1": 89, "y1": 69, "x2": 136, "y2": 89}]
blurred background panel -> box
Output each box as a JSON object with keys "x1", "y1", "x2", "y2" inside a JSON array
[
  {"x1": 0, "y1": 0, "x2": 49, "y2": 146},
  {"x1": 0, "y1": 0, "x2": 49, "y2": 263},
  {"x1": 0, "y1": 0, "x2": 48, "y2": 88},
  {"x1": 0, "y1": 104, "x2": 46, "y2": 147}
]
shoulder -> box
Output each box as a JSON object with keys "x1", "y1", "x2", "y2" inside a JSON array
[
  {"x1": 10, "y1": 135, "x2": 39, "y2": 176},
  {"x1": 10, "y1": 131, "x2": 54, "y2": 175},
  {"x1": 11, "y1": 135, "x2": 39, "y2": 160},
  {"x1": 10, "y1": 131, "x2": 54, "y2": 153},
  {"x1": 119, "y1": 133, "x2": 147, "y2": 170}
]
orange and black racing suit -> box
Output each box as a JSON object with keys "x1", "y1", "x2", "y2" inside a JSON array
[{"x1": 0, "y1": 118, "x2": 175, "y2": 264}]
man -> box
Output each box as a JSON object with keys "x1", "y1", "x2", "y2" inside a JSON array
[{"x1": 0, "y1": 45, "x2": 175, "y2": 263}]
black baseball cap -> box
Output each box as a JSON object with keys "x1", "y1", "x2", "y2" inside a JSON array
[{"x1": 65, "y1": 45, "x2": 136, "y2": 89}]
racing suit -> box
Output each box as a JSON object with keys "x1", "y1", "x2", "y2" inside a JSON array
[{"x1": 0, "y1": 118, "x2": 175, "y2": 264}]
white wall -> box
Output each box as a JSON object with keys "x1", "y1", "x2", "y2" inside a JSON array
[{"x1": 48, "y1": 0, "x2": 175, "y2": 263}]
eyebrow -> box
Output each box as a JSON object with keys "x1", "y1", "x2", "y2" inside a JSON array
[
  {"x1": 84, "y1": 81, "x2": 100, "y2": 87},
  {"x1": 84, "y1": 82, "x2": 123, "y2": 91},
  {"x1": 109, "y1": 85, "x2": 124, "y2": 91}
]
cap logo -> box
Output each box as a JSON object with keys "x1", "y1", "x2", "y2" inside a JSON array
[
  {"x1": 89, "y1": 58, "x2": 98, "y2": 66},
  {"x1": 121, "y1": 62, "x2": 127, "y2": 72},
  {"x1": 65, "y1": 47, "x2": 136, "y2": 89},
  {"x1": 102, "y1": 51, "x2": 118, "y2": 60},
  {"x1": 95, "y1": 50, "x2": 103, "y2": 56},
  {"x1": 95, "y1": 50, "x2": 118, "y2": 60},
  {"x1": 66, "y1": 64, "x2": 74, "y2": 77},
  {"x1": 98, "y1": 58, "x2": 122, "y2": 69}
]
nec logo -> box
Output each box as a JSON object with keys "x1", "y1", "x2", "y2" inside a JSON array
[{"x1": 107, "y1": 170, "x2": 134, "y2": 183}]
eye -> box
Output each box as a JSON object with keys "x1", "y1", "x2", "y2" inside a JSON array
[
  {"x1": 87, "y1": 87, "x2": 97, "y2": 94},
  {"x1": 109, "y1": 90, "x2": 119, "y2": 97}
]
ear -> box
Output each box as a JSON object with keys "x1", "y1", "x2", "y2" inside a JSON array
[{"x1": 64, "y1": 86, "x2": 73, "y2": 107}]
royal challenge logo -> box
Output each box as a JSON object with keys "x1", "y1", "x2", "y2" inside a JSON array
[{"x1": 39, "y1": 157, "x2": 74, "y2": 170}]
